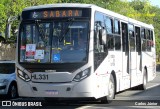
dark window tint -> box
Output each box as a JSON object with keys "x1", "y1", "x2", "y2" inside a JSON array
[
  {"x1": 122, "y1": 23, "x2": 128, "y2": 52},
  {"x1": 135, "y1": 27, "x2": 141, "y2": 52},
  {"x1": 115, "y1": 36, "x2": 121, "y2": 50},
  {"x1": 146, "y1": 29, "x2": 150, "y2": 40},
  {"x1": 130, "y1": 38, "x2": 135, "y2": 51},
  {"x1": 146, "y1": 29, "x2": 151, "y2": 51},
  {"x1": 107, "y1": 35, "x2": 114, "y2": 50},
  {"x1": 129, "y1": 24, "x2": 134, "y2": 37},
  {"x1": 141, "y1": 28, "x2": 146, "y2": 51},
  {"x1": 141, "y1": 28, "x2": 145, "y2": 39},
  {"x1": 0, "y1": 63, "x2": 15, "y2": 74},
  {"x1": 142, "y1": 40, "x2": 146, "y2": 51},
  {"x1": 129, "y1": 24, "x2": 135, "y2": 51},
  {"x1": 151, "y1": 30, "x2": 153, "y2": 41}
]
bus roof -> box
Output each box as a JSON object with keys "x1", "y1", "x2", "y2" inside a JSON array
[
  {"x1": 23, "y1": 3, "x2": 154, "y2": 29},
  {"x1": 23, "y1": 3, "x2": 94, "y2": 11}
]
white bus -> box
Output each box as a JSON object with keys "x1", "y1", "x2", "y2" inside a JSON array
[{"x1": 16, "y1": 3, "x2": 156, "y2": 103}]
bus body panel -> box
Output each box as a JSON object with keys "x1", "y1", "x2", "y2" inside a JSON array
[
  {"x1": 16, "y1": 3, "x2": 156, "y2": 100},
  {"x1": 17, "y1": 66, "x2": 110, "y2": 99}
]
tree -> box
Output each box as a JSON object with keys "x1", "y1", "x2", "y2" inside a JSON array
[
  {"x1": 0, "y1": 0, "x2": 160, "y2": 59},
  {"x1": 129, "y1": 0, "x2": 155, "y2": 23},
  {"x1": 151, "y1": 6, "x2": 160, "y2": 60}
]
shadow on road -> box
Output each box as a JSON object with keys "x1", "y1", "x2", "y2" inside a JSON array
[
  {"x1": 156, "y1": 64, "x2": 160, "y2": 71},
  {"x1": 130, "y1": 84, "x2": 160, "y2": 99}
]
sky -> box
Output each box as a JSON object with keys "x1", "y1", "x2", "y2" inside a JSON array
[
  {"x1": 149, "y1": 0, "x2": 160, "y2": 7},
  {"x1": 128, "y1": 0, "x2": 160, "y2": 7}
]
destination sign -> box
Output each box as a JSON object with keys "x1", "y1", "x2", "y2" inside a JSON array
[{"x1": 31, "y1": 10, "x2": 82, "y2": 19}]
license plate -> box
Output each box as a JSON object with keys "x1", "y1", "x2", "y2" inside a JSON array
[
  {"x1": 45, "y1": 90, "x2": 59, "y2": 95},
  {"x1": 31, "y1": 73, "x2": 49, "y2": 81}
]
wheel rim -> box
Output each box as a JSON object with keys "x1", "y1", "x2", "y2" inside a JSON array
[
  {"x1": 11, "y1": 85, "x2": 17, "y2": 98},
  {"x1": 108, "y1": 79, "x2": 114, "y2": 98}
]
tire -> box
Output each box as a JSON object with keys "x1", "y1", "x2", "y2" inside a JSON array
[
  {"x1": 101, "y1": 74, "x2": 115, "y2": 103},
  {"x1": 139, "y1": 69, "x2": 147, "y2": 90},
  {"x1": 7, "y1": 83, "x2": 18, "y2": 99}
]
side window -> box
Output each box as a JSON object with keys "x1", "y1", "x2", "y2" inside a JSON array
[
  {"x1": 108, "y1": 36, "x2": 114, "y2": 50},
  {"x1": 104, "y1": 17, "x2": 113, "y2": 34},
  {"x1": 135, "y1": 27, "x2": 141, "y2": 53},
  {"x1": 129, "y1": 24, "x2": 135, "y2": 51},
  {"x1": 115, "y1": 36, "x2": 121, "y2": 50},
  {"x1": 122, "y1": 23, "x2": 128, "y2": 52},
  {"x1": 141, "y1": 28, "x2": 145, "y2": 39},
  {"x1": 94, "y1": 12, "x2": 105, "y2": 52},
  {"x1": 151, "y1": 30, "x2": 154, "y2": 47},
  {"x1": 95, "y1": 12, "x2": 104, "y2": 23},
  {"x1": 104, "y1": 16, "x2": 114, "y2": 50},
  {"x1": 114, "y1": 19, "x2": 121, "y2": 50},
  {"x1": 114, "y1": 20, "x2": 120, "y2": 34},
  {"x1": 141, "y1": 28, "x2": 146, "y2": 51},
  {"x1": 146, "y1": 29, "x2": 150, "y2": 40},
  {"x1": 151, "y1": 30, "x2": 153, "y2": 41},
  {"x1": 146, "y1": 29, "x2": 151, "y2": 51}
]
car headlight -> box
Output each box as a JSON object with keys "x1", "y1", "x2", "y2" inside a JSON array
[
  {"x1": 73, "y1": 68, "x2": 91, "y2": 82},
  {"x1": 17, "y1": 70, "x2": 31, "y2": 82},
  {"x1": 0, "y1": 79, "x2": 8, "y2": 83}
]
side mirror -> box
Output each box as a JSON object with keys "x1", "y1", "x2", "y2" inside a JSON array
[
  {"x1": 99, "y1": 27, "x2": 107, "y2": 45},
  {"x1": 5, "y1": 21, "x2": 11, "y2": 39},
  {"x1": 5, "y1": 16, "x2": 18, "y2": 39}
]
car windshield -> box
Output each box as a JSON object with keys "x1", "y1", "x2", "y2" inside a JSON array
[
  {"x1": 0, "y1": 63, "x2": 15, "y2": 74},
  {"x1": 19, "y1": 20, "x2": 89, "y2": 63}
]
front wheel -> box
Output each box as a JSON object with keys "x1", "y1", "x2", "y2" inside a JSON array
[
  {"x1": 101, "y1": 74, "x2": 115, "y2": 103},
  {"x1": 7, "y1": 83, "x2": 18, "y2": 99}
]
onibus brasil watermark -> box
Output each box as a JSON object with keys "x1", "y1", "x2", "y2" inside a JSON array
[{"x1": 2, "y1": 101, "x2": 42, "y2": 107}]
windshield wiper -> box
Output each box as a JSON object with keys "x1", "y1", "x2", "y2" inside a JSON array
[{"x1": 59, "y1": 18, "x2": 74, "y2": 42}]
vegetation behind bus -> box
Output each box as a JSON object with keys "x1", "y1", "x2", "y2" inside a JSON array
[{"x1": 0, "y1": 0, "x2": 160, "y2": 61}]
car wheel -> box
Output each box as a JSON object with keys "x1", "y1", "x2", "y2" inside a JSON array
[{"x1": 8, "y1": 83, "x2": 18, "y2": 99}]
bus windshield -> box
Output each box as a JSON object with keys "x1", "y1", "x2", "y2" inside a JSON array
[{"x1": 19, "y1": 20, "x2": 89, "y2": 63}]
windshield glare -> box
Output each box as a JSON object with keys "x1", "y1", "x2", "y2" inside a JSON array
[{"x1": 20, "y1": 21, "x2": 89, "y2": 63}]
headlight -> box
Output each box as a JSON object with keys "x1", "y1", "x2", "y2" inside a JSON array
[
  {"x1": 0, "y1": 79, "x2": 8, "y2": 83},
  {"x1": 73, "y1": 68, "x2": 91, "y2": 82},
  {"x1": 17, "y1": 70, "x2": 31, "y2": 82}
]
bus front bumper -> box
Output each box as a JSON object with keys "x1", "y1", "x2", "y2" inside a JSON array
[{"x1": 17, "y1": 77, "x2": 94, "y2": 98}]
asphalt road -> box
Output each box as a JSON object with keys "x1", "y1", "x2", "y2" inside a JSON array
[{"x1": 1, "y1": 72, "x2": 160, "y2": 109}]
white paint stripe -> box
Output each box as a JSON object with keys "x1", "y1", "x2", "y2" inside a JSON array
[
  {"x1": 147, "y1": 83, "x2": 160, "y2": 89},
  {"x1": 76, "y1": 106, "x2": 94, "y2": 109}
]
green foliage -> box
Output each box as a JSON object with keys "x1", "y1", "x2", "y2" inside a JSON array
[
  {"x1": 129, "y1": 0, "x2": 155, "y2": 23},
  {"x1": 0, "y1": 0, "x2": 160, "y2": 56},
  {"x1": 0, "y1": 4, "x2": 6, "y2": 33}
]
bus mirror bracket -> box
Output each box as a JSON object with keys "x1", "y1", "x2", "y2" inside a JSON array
[{"x1": 5, "y1": 16, "x2": 18, "y2": 39}]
